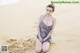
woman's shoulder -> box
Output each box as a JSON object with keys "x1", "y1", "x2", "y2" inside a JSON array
[
  {"x1": 39, "y1": 15, "x2": 45, "y2": 20},
  {"x1": 52, "y1": 16, "x2": 56, "y2": 22},
  {"x1": 40, "y1": 15, "x2": 45, "y2": 18}
]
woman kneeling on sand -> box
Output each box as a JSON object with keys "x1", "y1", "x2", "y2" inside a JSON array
[{"x1": 35, "y1": 4, "x2": 56, "y2": 53}]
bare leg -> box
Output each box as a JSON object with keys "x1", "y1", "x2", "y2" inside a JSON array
[
  {"x1": 42, "y1": 42, "x2": 50, "y2": 52},
  {"x1": 35, "y1": 39, "x2": 42, "y2": 53}
]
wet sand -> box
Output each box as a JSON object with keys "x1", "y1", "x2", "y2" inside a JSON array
[{"x1": 0, "y1": 0, "x2": 80, "y2": 53}]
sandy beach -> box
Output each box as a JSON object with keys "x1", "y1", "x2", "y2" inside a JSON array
[{"x1": 0, "y1": 0, "x2": 80, "y2": 53}]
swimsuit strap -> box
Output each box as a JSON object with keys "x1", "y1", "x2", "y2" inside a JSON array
[
  {"x1": 40, "y1": 15, "x2": 45, "y2": 23},
  {"x1": 42, "y1": 15, "x2": 45, "y2": 22}
]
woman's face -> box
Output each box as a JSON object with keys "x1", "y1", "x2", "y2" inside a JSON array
[{"x1": 46, "y1": 7, "x2": 53, "y2": 15}]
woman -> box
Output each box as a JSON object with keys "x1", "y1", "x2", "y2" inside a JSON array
[{"x1": 35, "y1": 4, "x2": 56, "y2": 53}]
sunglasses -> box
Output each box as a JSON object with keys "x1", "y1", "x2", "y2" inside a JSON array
[{"x1": 46, "y1": 9, "x2": 53, "y2": 12}]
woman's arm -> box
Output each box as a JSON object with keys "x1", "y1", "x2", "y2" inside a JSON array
[
  {"x1": 37, "y1": 15, "x2": 43, "y2": 41},
  {"x1": 43, "y1": 18, "x2": 56, "y2": 41}
]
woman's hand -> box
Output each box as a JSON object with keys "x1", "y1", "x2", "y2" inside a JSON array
[
  {"x1": 43, "y1": 38, "x2": 47, "y2": 42},
  {"x1": 39, "y1": 37, "x2": 43, "y2": 43}
]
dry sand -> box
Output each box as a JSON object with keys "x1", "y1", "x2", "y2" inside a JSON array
[{"x1": 0, "y1": 0, "x2": 80, "y2": 53}]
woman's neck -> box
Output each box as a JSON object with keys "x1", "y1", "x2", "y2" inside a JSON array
[{"x1": 45, "y1": 14, "x2": 52, "y2": 19}]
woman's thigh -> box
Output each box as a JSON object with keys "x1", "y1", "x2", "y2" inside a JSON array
[
  {"x1": 42, "y1": 42, "x2": 50, "y2": 52},
  {"x1": 35, "y1": 39, "x2": 42, "y2": 52}
]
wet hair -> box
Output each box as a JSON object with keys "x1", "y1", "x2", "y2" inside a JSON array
[{"x1": 46, "y1": 4, "x2": 55, "y2": 12}]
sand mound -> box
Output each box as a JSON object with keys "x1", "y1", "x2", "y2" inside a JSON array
[
  {"x1": 6, "y1": 36, "x2": 36, "y2": 53},
  {"x1": 6, "y1": 36, "x2": 55, "y2": 53}
]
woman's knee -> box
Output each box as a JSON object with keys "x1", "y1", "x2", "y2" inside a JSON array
[
  {"x1": 42, "y1": 42, "x2": 50, "y2": 52},
  {"x1": 35, "y1": 47, "x2": 42, "y2": 52},
  {"x1": 35, "y1": 39, "x2": 42, "y2": 52}
]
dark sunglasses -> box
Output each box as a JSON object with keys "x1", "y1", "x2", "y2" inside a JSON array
[{"x1": 46, "y1": 9, "x2": 53, "y2": 12}]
